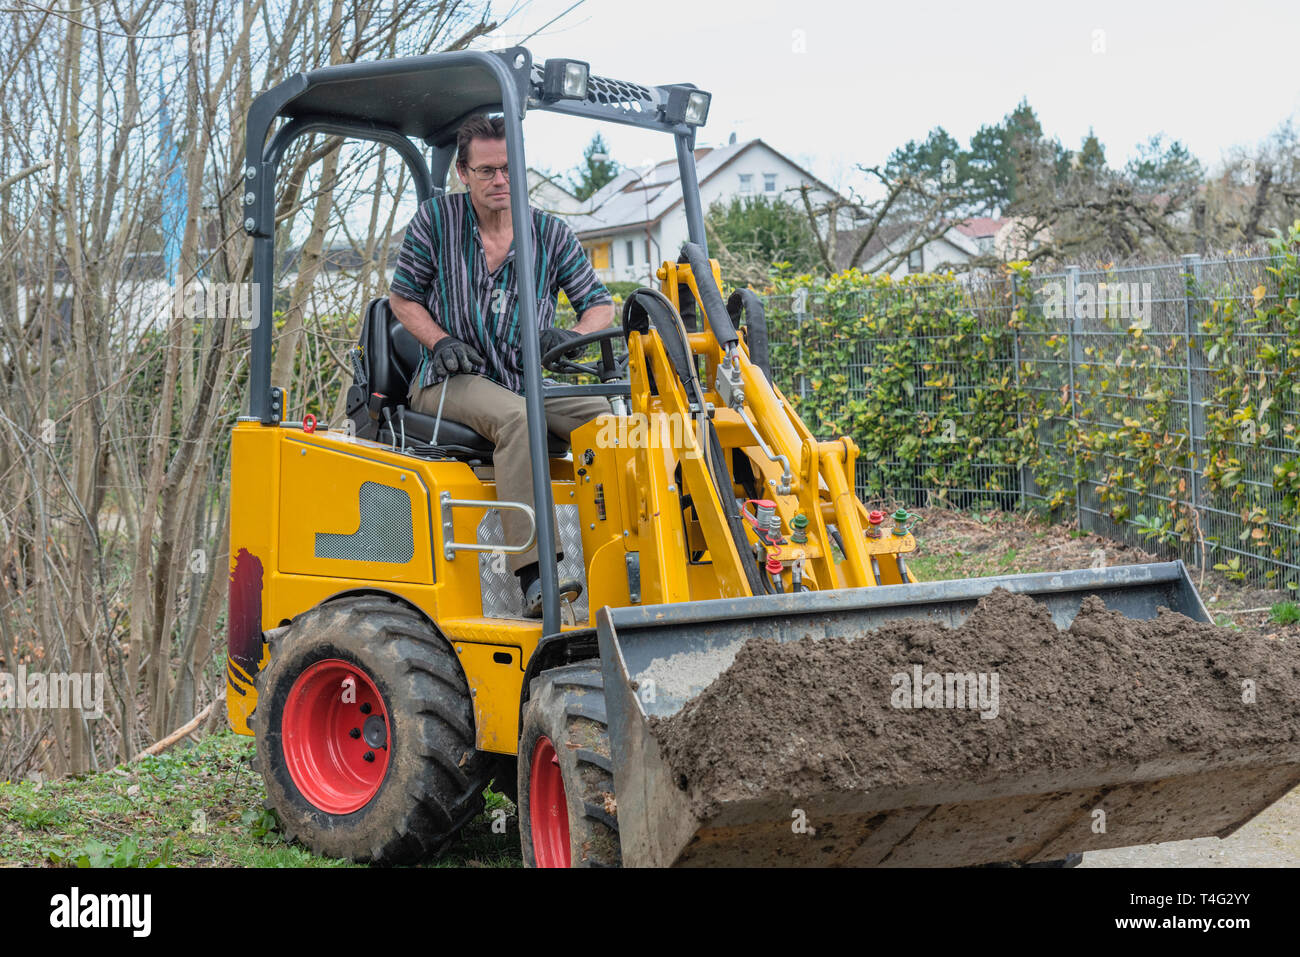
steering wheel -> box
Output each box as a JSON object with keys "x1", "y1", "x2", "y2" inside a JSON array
[{"x1": 541, "y1": 327, "x2": 629, "y2": 381}]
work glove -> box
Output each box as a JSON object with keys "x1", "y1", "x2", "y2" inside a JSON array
[
  {"x1": 539, "y1": 326, "x2": 584, "y2": 360},
  {"x1": 429, "y1": 335, "x2": 484, "y2": 378}
]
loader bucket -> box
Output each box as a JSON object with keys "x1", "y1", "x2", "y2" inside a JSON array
[{"x1": 595, "y1": 561, "x2": 1300, "y2": 867}]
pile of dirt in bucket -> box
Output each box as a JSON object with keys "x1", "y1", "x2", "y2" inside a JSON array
[{"x1": 649, "y1": 589, "x2": 1300, "y2": 808}]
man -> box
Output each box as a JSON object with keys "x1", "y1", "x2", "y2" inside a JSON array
[{"x1": 389, "y1": 114, "x2": 614, "y2": 618}]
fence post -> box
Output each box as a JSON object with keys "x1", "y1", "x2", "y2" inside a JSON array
[
  {"x1": 1181, "y1": 253, "x2": 1203, "y2": 570},
  {"x1": 793, "y1": 286, "x2": 807, "y2": 403},
  {"x1": 1065, "y1": 264, "x2": 1083, "y2": 532},
  {"x1": 1010, "y1": 273, "x2": 1027, "y2": 512}
]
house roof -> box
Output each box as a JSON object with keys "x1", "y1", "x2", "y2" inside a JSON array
[
  {"x1": 565, "y1": 138, "x2": 849, "y2": 239},
  {"x1": 832, "y1": 221, "x2": 981, "y2": 272},
  {"x1": 527, "y1": 167, "x2": 580, "y2": 201},
  {"x1": 953, "y1": 217, "x2": 1007, "y2": 239}
]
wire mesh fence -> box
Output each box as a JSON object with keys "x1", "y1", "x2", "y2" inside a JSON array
[{"x1": 762, "y1": 251, "x2": 1300, "y2": 591}]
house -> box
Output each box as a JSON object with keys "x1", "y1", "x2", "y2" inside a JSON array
[
  {"x1": 524, "y1": 169, "x2": 584, "y2": 215},
  {"x1": 563, "y1": 138, "x2": 856, "y2": 285},
  {"x1": 827, "y1": 215, "x2": 1051, "y2": 278},
  {"x1": 953, "y1": 216, "x2": 1048, "y2": 261},
  {"x1": 831, "y1": 221, "x2": 982, "y2": 278},
  {"x1": 953, "y1": 217, "x2": 1006, "y2": 256}
]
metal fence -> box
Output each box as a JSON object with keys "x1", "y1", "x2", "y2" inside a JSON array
[{"x1": 761, "y1": 253, "x2": 1300, "y2": 590}]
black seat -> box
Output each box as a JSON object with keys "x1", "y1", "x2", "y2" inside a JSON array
[{"x1": 347, "y1": 298, "x2": 570, "y2": 459}]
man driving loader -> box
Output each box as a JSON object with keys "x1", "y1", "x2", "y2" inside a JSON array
[{"x1": 388, "y1": 114, "x2": 615, "y2": 617}]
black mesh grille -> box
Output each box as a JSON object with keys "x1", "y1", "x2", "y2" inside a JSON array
[{"x1": 586, "y1": 75, "x2": 654, "y2": 114}]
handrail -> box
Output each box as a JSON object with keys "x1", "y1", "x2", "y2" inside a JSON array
[{"x1": 439, "y1": 492, "x2": 537, "y2": 562}]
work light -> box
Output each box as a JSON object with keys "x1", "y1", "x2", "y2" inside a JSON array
[
  {"x1": 542, "y1": 59, "x2": 589, "y2": 101},
  {"x1": 664, "y1": 86, "x2": 711, "y2": 127}
]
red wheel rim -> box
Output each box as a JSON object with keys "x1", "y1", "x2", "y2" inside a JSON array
[
  {"x1": 282, "y1": 658, "x2": 390, "y2": 814},
  {"x1": 529, "y1": 735, "x2": 570, "y2": 867}
]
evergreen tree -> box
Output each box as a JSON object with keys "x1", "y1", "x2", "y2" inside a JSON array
[
  {"x1": 569, "y1": 132, "x2": 619, "y2": 201},
  {"x1": 967, "y1": 100, "x2": 1056, "y2": 214},
  {"x1": 885, "y1": 127, "x2": 967, "y2": 190},
  {"x1": 1125, "y1": 134, "x2": 1204, "y2": 193}
]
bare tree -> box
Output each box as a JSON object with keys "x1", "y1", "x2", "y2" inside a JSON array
[
  {"x1": 794, "y1": 165, "x2": 976, "y2": 275},
  {"x1": 1200, "y1": 119, "x2": 1300, "y2": 251},
  {"x1": 0, "y1": 0, "x2": 513, "y2": 779}
]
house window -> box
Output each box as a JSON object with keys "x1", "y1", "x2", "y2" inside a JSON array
[
  {"x1": 763, "y1": 173, "x2": 776, "y2": 193},
  {"x1": 626, "y1": 240, "x2": 634, "y2": 267},
  {"x1": 738, "y1": 173, "x2": 753, "y2": 193},
  {"x1": 908, "y1": 248, "x2": 924, "y2": 274}
]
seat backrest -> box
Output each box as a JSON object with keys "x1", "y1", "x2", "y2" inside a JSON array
[
  {"x1": 362, "y1": 297, "x2": 411, "y2": 401},
  {"x1": 388, "y1": 312, "x2": 425, "y2": 386}
]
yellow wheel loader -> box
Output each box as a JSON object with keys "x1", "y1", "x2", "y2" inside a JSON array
[{"x1": 227, "y1": 49, "x2": 1300, "y2": 867}]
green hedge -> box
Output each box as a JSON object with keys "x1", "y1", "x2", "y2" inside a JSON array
[{"x1": 762, "y1": 226, "x2": 1300, "y2": 589}]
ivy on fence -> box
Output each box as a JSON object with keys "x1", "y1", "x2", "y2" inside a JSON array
[{"x1": 761, "y1": 224, "x2": 1300, "y2": 589}]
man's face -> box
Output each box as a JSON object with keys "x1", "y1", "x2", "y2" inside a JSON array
[{"x1": 458, "y1": 137, "x2": 511, "y2": 215}]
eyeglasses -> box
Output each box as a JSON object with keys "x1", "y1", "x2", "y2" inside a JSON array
[{"x1": 467, "y1": 164, "x2": 510, "y2": 182}]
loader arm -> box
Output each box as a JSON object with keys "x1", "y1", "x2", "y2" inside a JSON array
[{"x1": 625, "y1": 247, "x2": 919, "y2": 601}]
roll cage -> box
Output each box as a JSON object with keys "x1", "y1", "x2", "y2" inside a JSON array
[{"x1": 241, "y1": 46, "x2": 712, "y2": 635}]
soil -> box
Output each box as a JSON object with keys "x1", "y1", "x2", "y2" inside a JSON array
[
  {"x1": 909, "y1": 507, "x2": 1300, "y2": 639},
  {"x1": 650, "y1": 589, "x2": 1300, "y2": 810}
]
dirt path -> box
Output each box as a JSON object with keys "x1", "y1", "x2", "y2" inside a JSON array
[{"x1": 1081, "y1": 786, "x2": 1300, "y2": 867}]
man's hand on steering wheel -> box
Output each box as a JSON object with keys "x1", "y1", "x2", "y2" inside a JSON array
[
  {"x1": 539, "y1": 326, "x2": 584, "y2": 361},
  {"x1": 539, "y1": 326, "x2": 628, "y2": 381}
]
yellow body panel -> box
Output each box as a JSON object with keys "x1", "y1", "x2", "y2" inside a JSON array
[
  {"x1": 454, "y1": 641, "x2": 524, "y2": 754},
  {"x1": 225, "y1": 424, "x2": 588, "y2": 751},
  {"x1": 226, "y1": 258, "x2": 924, "y2": 756},
  {"x1": 278, "y1": 437, "x2": 434, "y2": 583}
]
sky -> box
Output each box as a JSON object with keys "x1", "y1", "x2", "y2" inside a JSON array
[{"x1": 467, "y1": 0, "x2": 1300, "y2": 198}]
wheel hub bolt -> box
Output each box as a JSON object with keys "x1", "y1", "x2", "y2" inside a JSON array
[
  {"x1": 349, "y1": 727, "x2": 361, "y2": 739},
  {"x1": 360, "y1": 702, "x2": 372, "y2": 714},
  {"x1": 363, "y1": 751, "x2": 375, "y2": 762}
]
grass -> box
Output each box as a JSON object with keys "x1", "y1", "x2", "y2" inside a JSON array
[
  {"x1": 1269, "y1": 601, "x2": 1300, "y2": 626},
  {"x1": 0, "y1": 731, "x2": 522, "y2": 868},
  {"x1": 906, "y1": 531, "x2": 1041, "y2": 582}
]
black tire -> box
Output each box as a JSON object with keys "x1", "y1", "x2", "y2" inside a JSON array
[
  {"x1": 517, "y1": 663, "x2": 620, "y2": 867},
  {"x1": 253, "y1": 594, "x2": 490, "y2": 864}
]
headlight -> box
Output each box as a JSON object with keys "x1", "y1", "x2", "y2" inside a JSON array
[
  {"x1": 543, "y1": 59, "x2": 589, "y2": 101},
  {"x1": 664, "y1": 86, "x2": 711, "y2": 127},
  {"x1": 684, "y1": 91, "x2": 710, "y2": 126}
]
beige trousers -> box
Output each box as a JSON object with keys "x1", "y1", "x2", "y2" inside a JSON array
[{"x1": 410, "y1": 374, "x2": 610, "y2": 572}]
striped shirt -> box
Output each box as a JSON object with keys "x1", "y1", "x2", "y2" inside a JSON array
[{"x1": 389, "y1": 191, "x2": 612, "y2": 394}]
